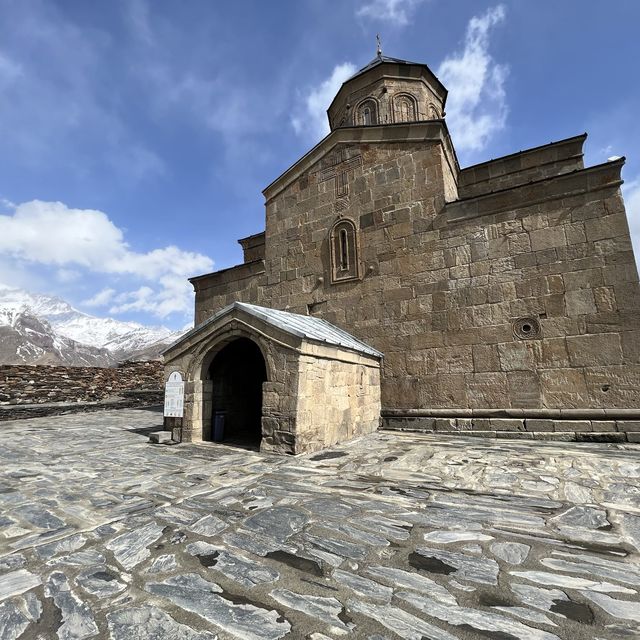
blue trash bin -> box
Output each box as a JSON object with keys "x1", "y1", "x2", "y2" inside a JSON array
[{"x1": 213, "y1": 411, "x2": 225, "y2": 442}]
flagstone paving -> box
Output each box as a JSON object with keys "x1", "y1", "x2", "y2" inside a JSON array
[{"x1": 1, "y1": 408, "x2": 640, "y2": 639}]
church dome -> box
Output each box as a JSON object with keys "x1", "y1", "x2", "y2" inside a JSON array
[{"x1": 327, "y1": 52, "x2": 447, "y2": 131}]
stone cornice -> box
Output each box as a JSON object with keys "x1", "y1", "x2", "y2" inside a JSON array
[
  {"x1": 460, "y1": 133, "x2": 587, "y2": 176},
  {"x1": 189, "y1": 259, "x2": 265, "y2": 292},
  {"x1": 446, "y1": 157, "x2": 625, "y2": 224}
]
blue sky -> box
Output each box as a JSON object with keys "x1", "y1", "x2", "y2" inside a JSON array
[{"x1": 1, "y1": 0, "x2": 639, "y2": 330}]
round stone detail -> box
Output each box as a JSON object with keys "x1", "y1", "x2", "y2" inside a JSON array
[{"x1": 513, "y1": 317, "x2": 542, "y2": 340}]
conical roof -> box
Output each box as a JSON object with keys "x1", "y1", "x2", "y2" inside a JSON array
[{"x1": 348, "y1": 54, "x2": 424, "y2": 81}]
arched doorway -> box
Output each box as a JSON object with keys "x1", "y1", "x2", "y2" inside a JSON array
[{"x1": 207, "y1": 337, "x2": 267, "y2": 448}]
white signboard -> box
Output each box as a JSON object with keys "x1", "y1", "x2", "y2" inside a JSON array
[{"x1": 164, "y1": 371, "x2": 184, "y2": 418}]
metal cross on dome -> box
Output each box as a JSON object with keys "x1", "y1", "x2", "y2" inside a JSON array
[{"x1": 376, "y1": 34, "x2": 382, "y2": 57}]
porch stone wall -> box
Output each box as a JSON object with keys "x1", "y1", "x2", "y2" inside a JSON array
[
  {"x1": 260, "y1": 349, "x2": 301, "y2": 455},
  {"x1": 164, "y1": 308, "x2": 382, "y2": 455},
  {"x1": 292, "y1": 348, "x2": 381, "y2": 455}
]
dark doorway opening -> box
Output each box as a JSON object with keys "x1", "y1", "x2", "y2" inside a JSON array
[{"x1": 208, "y1": 338, "x2": 266, "y2": 449}]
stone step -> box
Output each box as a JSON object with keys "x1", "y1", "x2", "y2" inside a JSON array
[
  {"x1": 149, "y1": 431, "x2": 174, "y2": 445},
  {"x1": 380, "y1": 426, "x2": 638, "y2": 443}
]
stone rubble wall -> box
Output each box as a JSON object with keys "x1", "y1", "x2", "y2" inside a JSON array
[{"x1": 0, "y1": 361, "x2": 164, "y2": 406}]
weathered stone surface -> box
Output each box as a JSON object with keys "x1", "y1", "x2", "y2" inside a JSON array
[
  {"x1": 397, "y1": 590, "x2": 560, "y2": 640},
  {"x1": 107, "y1": 606, "x2": 218, "y2": 639},
  {"x1": 510, "y1": 570, "x2": 635, "y2": 593},
  {"x1": 490, "y1": 542, "x2": 530, "y2": 565},
  {"x1": 270, "y1": 588, "x2": 351, "y2": 631},
  {"x1": 348, "y1": 600, "x2": 459, "y2": 640},
  {"x1": 187, "y1": 515, "x2": 227, "y2": 537},
  {"x1": 0, "y1": 569, "x2": 41, "y2": 601},
  {"x1": 146, "y1": 573, "x2": 290, "y2": 639},
  {"x1": 423, "y1": 530, "x2": 493, "y2": 544},
  {"x1": 45, "y1": 571, "x2": 98, "y2": 639},
  {"x1": 146, "y1": 554, "x2": 178, "y2": 574},
  {"x1": 364, "y1": 566, "x2": 457, "y2": 605},
  {"x1": 332, "y1": 569, "x2": 393, "y2": 603},
  {"x1": 551, "y1": 506, "x2": 610, "y2": 530},
  {"x1": 75, "y1": 568, "x2": 127, "y2": 598},
  {"x1": 414, "y1": 547, "x2": 500, "y2": 585},
  {"x1": 36, "y1": 534, "x2": 86, "y2": 560},
  {"x1": 106, "y1": 523, "x2": 165, "y2": 570},
  {"x1": 580, "y1": 591, "x2": 640, "y2": 622},
  {"x1": 0, "y1": 600, "x2": 30, "y2": 640}
]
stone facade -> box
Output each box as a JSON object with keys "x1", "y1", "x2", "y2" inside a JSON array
[{"x1": 175, "y1": 53, "x2": 640, "y2": 448}]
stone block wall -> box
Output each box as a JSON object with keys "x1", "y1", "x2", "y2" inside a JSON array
[
  {"x1": 293, "y1": 352, "x2": 381, "y2": 454},
  {"x1": 238, "y1": 232, "x2": 266, "y2": 263},
  {"x1": 192, "y1": 260, "x2": 266, "y2": 326},
  {"x1": 457, "y1": 135, "x2": 586, "y2": 198}
]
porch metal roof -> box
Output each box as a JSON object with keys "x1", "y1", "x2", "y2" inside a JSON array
[{"x1": 172, "y1": 302, "x2": 383, "y2": 359}]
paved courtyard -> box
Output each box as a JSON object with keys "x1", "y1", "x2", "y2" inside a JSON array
[{"x1": 1, "y1": 409, "x2": 639, "y2": 639}]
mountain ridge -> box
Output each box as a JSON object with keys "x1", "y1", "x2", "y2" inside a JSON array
[{"x1": 0, "y1": 286, "x2": 188, "y2": 366}]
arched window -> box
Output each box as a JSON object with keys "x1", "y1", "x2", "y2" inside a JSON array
[
  {"x1": 355, "y1": 99, "x2": 378, "y2": 126},
  {"x1": 393, "y1": 94, "x2": 417, "y2": 123},
  {"x1": 428, "y1": 103, "x2": 440, "y2": 119},
  {"x1": 330, "y1": 218, "x2": 360, "y2": 282}
]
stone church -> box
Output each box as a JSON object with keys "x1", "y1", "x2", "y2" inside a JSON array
[{"x1": 164, "y1": 52, "x2": 640, "y2": 454}]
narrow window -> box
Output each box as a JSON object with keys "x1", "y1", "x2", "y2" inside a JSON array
[
  {"x1": 339, "y1": 228, "x2": 349, "y2": 270},
  {"x1": 330, "y1": 219, "x2": 359, "y2": 283}
]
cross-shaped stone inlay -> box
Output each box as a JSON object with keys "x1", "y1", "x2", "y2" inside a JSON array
[{"x1": 314, "y1": 148, "x2": 362, "y2": 200}]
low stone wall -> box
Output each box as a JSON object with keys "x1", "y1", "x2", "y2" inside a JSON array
[
  {"x1": 382, "y1": 413, "x2": 640, "y2": 443},
  {"x1": 0, "y1": 361, "x2": 164, "y2": 407},
  {"x1": 0, "y1": 393, "x2": 163, "y2": 421}
]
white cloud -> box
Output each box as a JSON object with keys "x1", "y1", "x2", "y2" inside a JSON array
[
  {"x1": 0, "y1": 200, "x2": 214, "y2": 318},
  {"x1": 84, "y1": 288, "x2": 117, "y2": 307},
  {"x1": 56, "y1": 269, "x2": 81, "y2": 283},
  {"x1": 437, "y1": 5, "x2": 508, "y2": 156},
  {"x1": 291, "y1": 63, "x2": 357, "y2": 142},
  {"x1": 356, "y1": 0, "x2": 425, "y2": 26},
  {"x1": 623, "y1": 177, "x2": 640, "y2": 268}
]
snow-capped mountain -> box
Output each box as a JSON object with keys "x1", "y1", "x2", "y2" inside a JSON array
[
  {"x1": 0, "y1": 286, "x2": 189, "y2": 366},
  {"x1": 0, "y1": 309, "x2": 115, "y2": 366}
]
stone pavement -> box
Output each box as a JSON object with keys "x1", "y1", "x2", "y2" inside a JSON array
[{"x1": 1, "y1": 409, "x2": 639, "y2": 639}]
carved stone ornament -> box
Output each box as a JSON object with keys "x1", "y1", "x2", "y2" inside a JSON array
[{"x1": 513, "y1": 316, "x2": 542, "y2": 340}]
